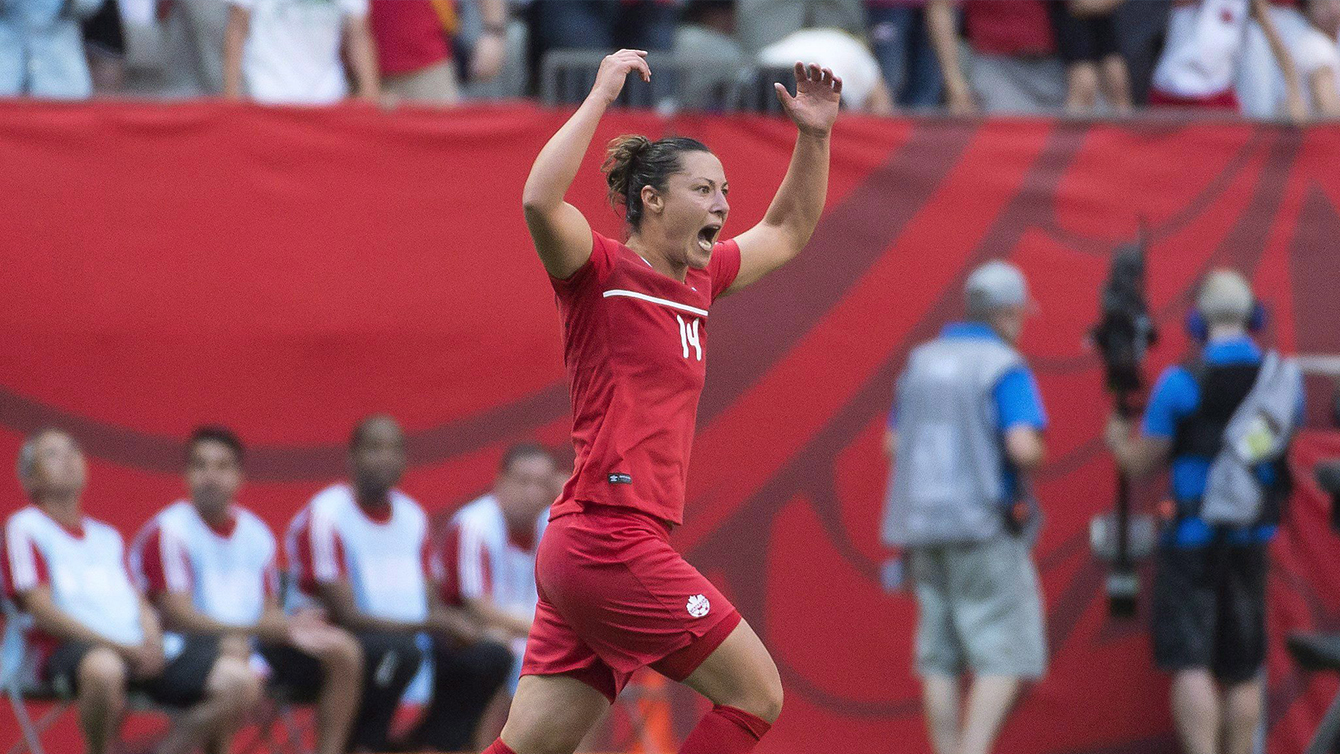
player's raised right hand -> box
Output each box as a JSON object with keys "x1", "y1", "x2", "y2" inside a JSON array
[{"x1": 592, "y1": 49, "x2": 651, "y2": 105}]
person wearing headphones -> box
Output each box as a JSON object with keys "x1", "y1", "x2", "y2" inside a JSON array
[{"x1": 1105, "y1": 269, "x2": 1304, "y2": 754}]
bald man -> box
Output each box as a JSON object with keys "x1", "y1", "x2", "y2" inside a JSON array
[
  {"x1": 286, "y1": 416, "x2": 511, "y2": 752},
  {"x1": 4, "y1": 429, "x2": 260, "y2": 754}
]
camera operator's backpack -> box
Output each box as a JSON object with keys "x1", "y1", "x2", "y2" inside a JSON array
[{"x1": 1199, "y1": 351, "x2": 1303, "y2": 526}]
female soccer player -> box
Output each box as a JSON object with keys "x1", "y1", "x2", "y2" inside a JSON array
[{"x1": 487, "y1": 49, "x2": 840, "y2": 754}]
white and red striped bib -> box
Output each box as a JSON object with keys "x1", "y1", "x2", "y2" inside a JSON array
[
  {"x1": 3, "y1": 507, "x2": 143, "y2": 646},
  {"x1": 129, "y1": 501, "x2": 278, "y2": 626},
  {"x1": 286, "y1": 483, "x2": 429, "y2": 623},
  {"x1": 433, "y1": 494, "x2": 545, "y2": 618}
]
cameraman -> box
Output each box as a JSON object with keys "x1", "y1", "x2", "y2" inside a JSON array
[
  {"x1": 882, "y1": 261, "x2": 1048, "y2": 754},
  {"x1": 1106, "y1": 270, "x2": 1304, "y2": 754}
]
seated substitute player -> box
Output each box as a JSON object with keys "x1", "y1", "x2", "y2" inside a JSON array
[
  {"x1": 129, "y1": 426, "x2": 363, "y2": 754},
  {"x1": 486, "y1": 49, "x2": 840, "y2": 754},
  {"x1": 3, "y1": 428, "x2": 260, "y2": 754},
  {"x1": 288, "y1": 415, "x2": 513, "y2": 752},
  {"x1": 436, "y1": 443, "x2": 556, "y2": 690}
]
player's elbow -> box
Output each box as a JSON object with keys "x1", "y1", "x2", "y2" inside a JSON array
[{"x1": 1005, "y1": 428, "x2": 1045, "y2": 471}]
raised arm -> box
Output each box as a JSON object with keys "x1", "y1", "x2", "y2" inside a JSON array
[
  {"x1": 1251, "y1": 0, "x2": 1307, "y2": 122},
  {"x1": 927, "y1": 0, "x2": 976, "y2": 115},
  {"x1": 223, "y1": 4, "x2": 249, "y2": 99},
  {"x1": 727, "y1": 63, "x2": 840, "y2": 294},
  {"x1": 342, "y1": 13, "x2": 381, "y2": 103},
  {"x1": 521, "y1": 49, "x2": 650, "y2": 280}
]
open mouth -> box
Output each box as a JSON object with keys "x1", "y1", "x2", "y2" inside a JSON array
[{"x1": 697, "y1": 224, "x2": 722, "y2": 252}]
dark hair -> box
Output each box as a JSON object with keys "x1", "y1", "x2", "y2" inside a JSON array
[
  {"x1": 602, "y1": 135, "x2": 712, "y2": 230},
  {"x1": 187, "y1": 426, "x2": 244, "y2": 465},
  {"x1": 499, "y1": 442, "x2": 553, "y2": 475}
]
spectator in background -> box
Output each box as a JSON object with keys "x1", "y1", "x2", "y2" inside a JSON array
[
  {"x1": 758, "y1": 27, "x2": 895, "y2": 112},
  {"x1": 1150, "y1": 0, "x2": 1304, "y2": 118},
  {"x1": 1115, "y1": 0, "x2": 1171, "y2": 105},
  {"x1": 1047, "y1": 0, "x2": 1132, "y2": 113},
  {"x1": 675, "y1": 0, "x2": 748, "y2": 109},
  {"x1": 428, "y1": 443, "x2": 556, "y2": 745},
  {"x1": 370, "y1": 0, "x2": 506, "y2": 106},
  {"x1": 1291, "y1": 0, "x2": 1340, "y2": 116},
  {"x1": 287, "y1": 415, "x2": 513, "y2": 752},
  {"x1": 882, "y1": 262, "x2": 1049, "y2": 754},
  {"x1": 0, "y1": 0, "x2": 103, "y2": 98},
  {"x1": 866, "y1": 0, "x2": 942, "y2": 109},
  {"x1": 1239, "y1": 0, "x2": 1323, "y2": 116},
  {"x1": 527, "y1": 0, "x2": 676, "y2": 88},
  {"x1": 1106, "y1": 271, "x2": 1304, "y2": 754},
  {"x1": 737, "y1": 0, "x2": 866, "y2": 53},
  {"x1": 129, "y1": 427, "x2": 362, "y2": 754},
  {"x1": 927, "y1": 0, "x2": 1065, "y2": 114},
  {"x1": 222, "y1": 0, "x2": 378, "y2": 104},
  {"x1": 3, "y1": 429, "x2": 261, "y2": 754},
  {"x1": 160, "y1": 0, "x2": 230, "y2": 95}
]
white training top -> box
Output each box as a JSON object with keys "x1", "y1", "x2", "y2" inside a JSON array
[
  {"x1": 4, "y1": 507, "x2": 143, "y2": 646},
  {"x1": 434, "y1": 494, "x2": 545, "y2": 618},
  {"x1": 1153, "y1": 0, "x2": 1252, "y2": 99},
  {"x1": 757, "y1": 28, "x2": 882, "y2": 111},
  {"x1": 229, "y1": 0, "x2": 369, "y2": 105},
  {"x1": 128, "y1": 500, "x2": 278, "y2": 626},
  {"x1": 286, "y1": 483, "x2": 429, "y2": 623}
]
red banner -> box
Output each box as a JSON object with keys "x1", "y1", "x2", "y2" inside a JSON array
[{"x1": 3, "y1": 101, "x2": 1340, "y2": 753}]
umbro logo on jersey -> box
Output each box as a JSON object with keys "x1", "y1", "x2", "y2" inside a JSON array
[
  {"x1": 608, "y1": 473, "x2": 632, "y2": 485},
  {"x1": 686, "y1": 594, "x2": 710, "y2": 618}
]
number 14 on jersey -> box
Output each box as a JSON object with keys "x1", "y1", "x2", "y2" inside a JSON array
[{"x1": 677, "y1": 315, "x2": 702, "y2": 361}]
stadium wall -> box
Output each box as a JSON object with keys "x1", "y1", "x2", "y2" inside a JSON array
[{"x1": 2, "y1": 102, "x2": 1340, "y2": 753}]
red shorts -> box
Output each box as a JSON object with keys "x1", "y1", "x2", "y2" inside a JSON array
[
  {"x1": 1148, "y1": 87, "x2": 1240, "y2": 111},
  {"x1": 520, "y1": 504, "x2": 742, "y2": 702}
]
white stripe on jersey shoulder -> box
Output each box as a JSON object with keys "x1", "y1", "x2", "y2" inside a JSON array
[{"x1": 602, "y1": 289, "x2": 709, "y2": 318}]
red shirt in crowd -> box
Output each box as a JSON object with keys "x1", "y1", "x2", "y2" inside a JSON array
[
  {"x1": 369, "y1": 0, "x2": 451, "y2": 76},
  {"x1": 964, "y1": 0, "x2": 1056, "y2": 57}
]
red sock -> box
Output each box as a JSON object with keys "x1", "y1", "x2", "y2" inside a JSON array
[
  {"x1": 678, "y1": 705, "x2": 772, "y2": 753},
  {"x1": 483, "y1": 739, "x2": 517, "y2": 754}
]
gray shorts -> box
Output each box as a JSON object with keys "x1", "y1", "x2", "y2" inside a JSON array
[{"x1": 910, "y1": 535, "x2": 1047, "y2": 679}]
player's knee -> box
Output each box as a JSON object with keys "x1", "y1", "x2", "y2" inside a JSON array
[
  {"x1": 734, "y1": 655, "x2": 784, "y2": 724},
  {"x1": 209, "y1": 656, "x2": 263, "y2": 713},
  {"x1": 77, "y1": 648, "x2": 128, "y2": 699},
  {"x1": 317, "y1": 632, "x2": 364, "y2": 678},
  {"x1": 218, "y1": 634, "x2": 252, "y2": 661},
  {"x1": 752, "y1": 671, "x2": 784, "y2": 724}
]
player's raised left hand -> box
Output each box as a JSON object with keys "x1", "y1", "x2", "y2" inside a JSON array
[{"x1": 775, "y1": 62, "x2": 841, "y2": 137}]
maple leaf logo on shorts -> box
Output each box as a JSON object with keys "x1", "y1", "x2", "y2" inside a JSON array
[{"x1": 686, "y1": 594, "x2": 711, "y2": 618}]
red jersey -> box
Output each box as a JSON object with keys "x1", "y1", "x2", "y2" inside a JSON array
[{"x1": 549, "y1": 231, "x2": 741, "y2": 525}]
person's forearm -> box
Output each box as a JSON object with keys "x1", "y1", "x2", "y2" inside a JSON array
[
  {"x1": 159, "y1": 599, "x2": 255, "y2": 637},
  {"x1": 466, "y1": 598, "x2": 531, "y2": 638},
  {"x1": 758, "y1": 131, "x2": 830, "y2": 253},
  {"x1": 1313, "y1": 70, "x2": 1340, "y2": 117},
  {"x1": 25, "y1": 598, "x2": 128, "y2": 649},
  {"x1": 1253, "y1": 0, "x2": 1304, "y2": 111},
  {"x1": 479, "y1": 0, "x2": 506, "y2": 30},
  {"x1": 927, "y1": 0, "x2": 970, "y2": 97},
  {"x1": 223, "y1": 8, "x2": 248, "y2": 98},
  {"x1": 330, "y1": 606, "x2": 423, "y2": 635},
  {"x1": 345, "y1": 20, "x2": 381, "y2": 99},
  {"x1": 137, "y1": 602, "x2": 164, "y2": 650},
  {"x1": 522, "y1": 94, "x2": 612, "y2": 212}
]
